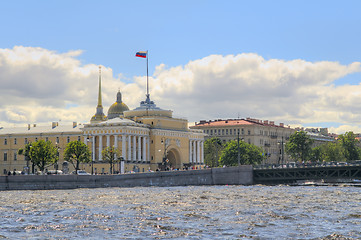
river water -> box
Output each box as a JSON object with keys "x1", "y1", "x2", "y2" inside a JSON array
[{"x1": 0, "y1": 185, "x2": 360, "y2": 239}]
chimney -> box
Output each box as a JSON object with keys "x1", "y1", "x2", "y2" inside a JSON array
[
  {"x1": 270, "y1": 121, "x2": 274, "y2": 125},
  {"x1": 73, "y1": 122, "x2": 77, "y2": 128},
  {"x1": 33, "y1": 124, "x2": 36, "y2": 127},
  {"x1": 264, "y1": 120, "x2": 269, "y2": 125},
  {"x1": 280, "y1": 123, "x2": 284, "y2": 127}
]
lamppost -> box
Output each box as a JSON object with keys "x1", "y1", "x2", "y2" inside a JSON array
[
  {"x1": 55, "y1": 142, "x2": 60, "y2": 173},
  {"x1": 237, "y1": 129, "x2": 240, "y2": 166},
  {"x1": 86, "y1": 136, "x2": 94, "y2": 175},
  {"x1": 278, "y1": 136, "x2": 285, "y2": 165}
]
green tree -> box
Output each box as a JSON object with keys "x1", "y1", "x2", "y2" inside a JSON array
[
  {"x1": 102, "y1": 146, "x2": 121, "y2": 174},
  {"x1": 321, "y1": 142, "x2": 345, "y2": 162},
  {"x1": 204, "y1": 137, "x2": 223, "y2": 167},
  {"x1": 28, "y1": 140, "x2": 58, "y2": 173},
  {"x1": 285, "y1": 131, "x2": 314, "y2": 162},
  {"x1": 219, "y1": 140, "x2": 264, "y2": 166},
  {"x1": 338, "y1": 131, "x2": 361, "y2": 161},
  {"x1": 64, "y1": 141, "x2": 91, "y2": 174},
  {"x1": 310, "y1": 146, "x2": 323, "y2": 162},
  {"x1": 18, "y1": 142, "x2": 33, "y2": 174}
]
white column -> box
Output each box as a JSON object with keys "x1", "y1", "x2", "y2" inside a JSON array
[
  {"x1": 137, "y1": 136, "x2": 142, "y2": 162},
  {"x1": 113, "y1": 135, "x2": 118, "y2": 160},
  {"x1": 114, "y1": 135, "x2": 118, "y2": 148},
  {"x1": 106, "y1": 135, "x2": 110, "y2": 147},
  {"x1": 133, "y1": 135, "x2": 136, "y2": 162},
  {"x1": 128, "y1": 135, "x2": 131, "y2": 161},
  {"x1": 147, "y1": 136, "x2": 150, "y2": 163},
  {"x1": 189, "y1": 140, "x2": 192, "y2": 163},
  {"x1": 193, "y1": 140, "x2": 196, "y2": 164},
  {"x1": 142, "y1": 136, "x2": 147, "y2": 162},
  {"x1": 120, "y1": 160, "x2": 125, "y2": 174},
  {"x1": 197, "y1": 140, "x2": 200, "y2": 164},
  {"x1": 122, "y1": 135, "x2": 126, "y2": 160},
  {"x1": 201, "y1": 141, "x2": 204, "y2": 164},
  {"x1": 92, "y1": 136, "x2": 95, "y2": 161},
  {"x1": 99, "y1": 135, "x2": 103, "y2": 161}
]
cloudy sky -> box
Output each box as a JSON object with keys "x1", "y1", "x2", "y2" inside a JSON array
[{"x1": 1, "y1": 1, "x2": 361, "y2": 134}]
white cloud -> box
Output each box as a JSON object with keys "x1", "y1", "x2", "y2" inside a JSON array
[
  {"x1": 150, "y1": 54, "x2": 361, "y2": 133},
  {"x1": 1, "y1": 46, "x2": 361, "y2": 134}
]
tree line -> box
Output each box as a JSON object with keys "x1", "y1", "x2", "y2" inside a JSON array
[
  {"x1": 204, "y1": 137, "x2": 264, "y2": 167},
  {"x1": 285, "y1": 131, "x2": 361, "y2": 163},
  {"x1": 204, "y1": 131, "x2": 361, "y2": 167},
  {"x1": 17, "y1": 140, "x2": 122, "y2": 174}
]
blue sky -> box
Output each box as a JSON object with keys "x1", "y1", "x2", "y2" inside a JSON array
[{"x1": 1, "y1": 0, "x2": 361, "y2": 133}]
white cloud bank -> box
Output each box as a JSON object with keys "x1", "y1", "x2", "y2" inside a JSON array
[{"x1": 1, "y1": 46, "x2": 361, "y2": 134}]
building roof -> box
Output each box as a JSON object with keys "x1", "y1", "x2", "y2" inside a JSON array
[
  {"x1": 193, "y1": 118, "x2": 288, "y2": 128},
  {"x1": 195, "y1": 119, "x2": 255, "y2": 127},
  {"x1": 83, "y1": 117, "x2": 146, "y2": 128},
  {"x1": 0, "y1": 123, "x2": 82, "y2": 135},
  {"x1": 107, "y1": 91, "x2": 130, "y2": 119}
]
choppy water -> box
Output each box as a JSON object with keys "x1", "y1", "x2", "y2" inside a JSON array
[{"x1": 0, "y1": 185, "x2": 360, "y2": 239}]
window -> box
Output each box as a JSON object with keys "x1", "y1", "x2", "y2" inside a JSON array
[
  {"x1": 56, "y1": 137, "x2": 59, "y2": 144},
  {"x1": 25, "y1": 138, "x2": 28, "y2": 144},
  {"x1": 248, "y1": 130, "x2": 251, "y2": 135},
  {"x1": 241, "y1": 129, "x2": 244, "y2": 134},
  {"x1": 230, "y1": 129, "x2": 232, "y2": 135},
  {"x1": 4, "y1": 139, "x2": 7, "y2": 145},
  {"x1": 78, "y1": 136, "x2": 81, "y2": 141},
  {"x1": 14, "y1": 153, "x2": 17, "y2": 161},
  {"x1": 4, "y1": 153, "x2": 7, "y2": 161},
  {"x1": 210, "y1": 129, "x2": 213, "y2": 135},
  {"x1": 222, "y1": 129, "x2": 224, "y2": 135},
  {"x1": 218, "y1": 129, "x2": 221, "y2": 135},
  {"x1": 14, "y1": 138, "x2": 17, "y2": 145},
  {"x1": 67, "y1": 137, "x2": 70, "y2": 143},
  {"x1": 226, "y1": 129, "x2": 228, "y2": 135},
  {"x1": 45, "y1": 137, "x2": 48, "y2": 142},
  {"x1": 35, "y1": 137, "x2": 38, "y2": 142}
]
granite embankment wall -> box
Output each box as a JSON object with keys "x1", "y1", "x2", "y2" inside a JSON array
[{"x1": 0, "y1": 166, "x2": 253, "y2": 191}]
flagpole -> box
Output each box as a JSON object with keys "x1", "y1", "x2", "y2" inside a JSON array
[{"x1": 146, "y1": 50, "x2": 149, "y2": 100}]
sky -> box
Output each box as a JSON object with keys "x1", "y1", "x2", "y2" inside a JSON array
[{"x1": 1, "y1": 0, "x2": 361, "y2": 134}]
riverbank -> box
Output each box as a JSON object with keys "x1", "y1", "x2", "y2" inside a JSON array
[{"x1": 0, "y1": 165, "x2": 253, "y2": 191}]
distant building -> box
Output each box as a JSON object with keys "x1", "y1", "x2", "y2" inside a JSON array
[
  {"x1": 297, "y1": 127, "x2": 336, "y2": 147},
  {"x1": 191, "y1": 118, "x2": 295, "y2": 164}
]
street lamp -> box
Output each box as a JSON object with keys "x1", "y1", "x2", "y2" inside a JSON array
[
  {"x1": 237, "y1": 129, "x2": 240, "y2": 166},
  {"x1": 55, "y1": 142, "x2": 60, "y2": 172},
  {"x1": 278, "y1": 136, "x2": 285, "y2": 165},
  {"x1": 86, "y1": 136, "x2": 94, "y2": 175}
]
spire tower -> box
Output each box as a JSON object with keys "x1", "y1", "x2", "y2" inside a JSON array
[{"x1": 90, "y1": 66, "x2": 107, "y2": 123}]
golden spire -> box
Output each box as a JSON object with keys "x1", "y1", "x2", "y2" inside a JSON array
[
  {"x1": 90, "y1": 65, "x2": 107, "y2": 123},
  {"x1": 97, "y1": 66, "x2": 102, "y2": 107}
]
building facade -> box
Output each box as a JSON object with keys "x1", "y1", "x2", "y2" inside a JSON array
[
  {"x1": 191, "y1": 118, "x2": 296, "y2": 164},
  {"x1": 0, "y1": 68, "x2": 205, "y2": 175}
]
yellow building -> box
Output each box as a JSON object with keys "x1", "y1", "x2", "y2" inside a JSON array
[
  {"x1": 191, "y1": 118, "x2": 296, "y2": 164},
  {"x1": 0, "y1": 67, "x2": 205, "y2": 175}
]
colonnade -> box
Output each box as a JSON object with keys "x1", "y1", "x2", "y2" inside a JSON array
[
  {"x1": 84, "y1": 134, "x2": 150, "y2": 163},
  {"x1": 189, "y1": 140, "x2": 204, "y2": 164}
]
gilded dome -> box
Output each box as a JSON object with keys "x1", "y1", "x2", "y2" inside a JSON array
[{"x1": 107, "y1": 91, "x2": 129, "y2": 119}]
